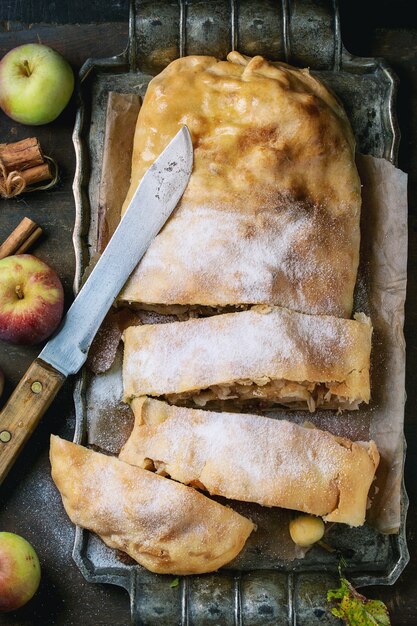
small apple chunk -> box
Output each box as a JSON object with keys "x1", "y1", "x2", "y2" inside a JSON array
[
  {"x1": 289, "y1": 515, "x2": 325, "y2": 547},
  {"x1": 0, "y1": 254, "x2": 64, "y2": 345},
  {"x1": 0, "y1": 43, "x2": 74, "y2": 125},
  {"x1": 0, "y1": 532, "x2": 41, "y2": 612}
]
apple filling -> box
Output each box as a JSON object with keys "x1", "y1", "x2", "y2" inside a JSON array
[
  {"x1": 117, "y1": 301, "x2": 249, "y2": 319},
  {"x1": 163, "y1": 378, "x2": 361, "y2": 413}
]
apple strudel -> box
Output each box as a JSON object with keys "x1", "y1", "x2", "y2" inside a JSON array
[
  {"x1": 118, "y1": 52, "x2": 361, "y2": 318},
  {"x1": 119, "y1": 398, "x2": 379, "y2": 527},
  {"x1": 123, "y1": 306, "x2": 372, "y2": 411},
  {"x1": 50, "y1": 435, "x2": 254, "y2": 575}
]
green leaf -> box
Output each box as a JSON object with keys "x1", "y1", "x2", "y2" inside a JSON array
[
  {"x1": 170, "y1": 577, "x2": 180, "y2": 588},
  {"x1": 327, "y1": 577, "x2": 391, "y2": 626}
]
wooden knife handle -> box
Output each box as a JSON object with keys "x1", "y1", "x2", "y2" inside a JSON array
[{"x1": 0, "y1": 358, "x2": 65, "y2": 485}]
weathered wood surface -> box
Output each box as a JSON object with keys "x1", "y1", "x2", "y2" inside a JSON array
[
  {"x1": 0, "y1": 22, "x2": 129, "y2": 67},
  {"x1": 0, "y1": 21, "x2": 132, "y2": 626},
  {"x1": 0, "y1": 8, "x2": 417, "y2": 626},
  {"x1": 0, "y1": 1, "x2": 130, "y2": 24}
]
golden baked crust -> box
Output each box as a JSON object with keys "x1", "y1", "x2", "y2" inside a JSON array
[
  {"x1": 50, "y1": 435, "x2": 254, "y2": 575},
  {"x1": 120, "y1": 398, "x2": 379, "y2": 527},
  {"x1": 122, "y1": 306, "x2": 372, "y2": 411},
  {"x1": 119, "y1": 52, "x2": 361, "y2": 317}
]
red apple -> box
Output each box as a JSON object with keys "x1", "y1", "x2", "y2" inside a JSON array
[
  {"x1": 0, "y1": 254, "x2": 64, "y2": 345},
  {"x1": 0, "y1": 532, "x2": 41, "y2": 612},
  {"x1": 0, "y1": 43, "x2": 74, "y2": 125}
]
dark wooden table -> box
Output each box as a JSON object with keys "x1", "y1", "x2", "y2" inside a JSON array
[{"x1": 0, "y1": 2, "x2": 416, "y2": 624}]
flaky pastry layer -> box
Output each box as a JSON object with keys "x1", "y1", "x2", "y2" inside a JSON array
[
  {"x1": 123, "y1": 306, "x2": 372, "y2": 411},
  {"x1": 120, "y1": 398, "x2": 380, "y2": 527},
  {"x1": 50, "y1": 436, "x2": 254, "y2": 575},
  {"x1": 119, "y1": 52, "x2": 361, "y2": 317}
]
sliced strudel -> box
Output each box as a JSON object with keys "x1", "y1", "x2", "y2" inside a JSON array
[
  {"x1": 119, "y1": 398, "x2": 379, "y2": 527},
  {"x1": 50, "y1": 436, "x2": 254, "y2": 575},
  {"x1": 123, "y1": 306, "x2": 372, "y2": 411}
]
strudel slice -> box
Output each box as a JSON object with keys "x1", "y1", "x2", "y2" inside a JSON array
[
  {"x1": 119, "y1": 398, "x2": 379, "y2": 527},
  {"x1": 50, "y1": 436, "x2": 254, "y2": 575},
  {"x1": 123, "y1": 306, "x2": 372, "y2": 412},
  {"x1": 118, "y1": 52, "x2": 361, "y2": 318}
]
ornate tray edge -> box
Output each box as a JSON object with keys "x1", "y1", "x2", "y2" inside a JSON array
[{"x1": 70, "y1": 39, "x2": 408, "y2": 626}]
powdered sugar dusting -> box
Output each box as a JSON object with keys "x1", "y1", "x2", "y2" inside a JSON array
[
  {"x1": 86, "y1": 532, "x2": 123, "y2": 568},
  {"x1": 121, "y1": 400, "x2": 377, "y2": 522},
  {"x1": 87, "y1": 311, "x2": 122, "y2": 374},
  {"x1": 123, "y1": 306, "x2": 370, "y2": 397},
  {"x1": 87, "y1": 348, "x2": 134, "y2": 454},
  {"x1": 122, "y1": 197, "x2": 358, "y2": 317},
  {"x1": 51, "y1": 438, "x2": 253, "y2": 572},
  {"x1": 120, "y1": 53, "x2": 360, "y2": 316}
]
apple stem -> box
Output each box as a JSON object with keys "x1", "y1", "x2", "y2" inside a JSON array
[
  {"x1": 23, "y1": 59, "x2": 31, "y2": 77},
  {"x1": 15, "y1": 285, "x2": 24, "y2": 300}
]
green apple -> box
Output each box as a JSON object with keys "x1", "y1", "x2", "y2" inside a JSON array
[
  {"x1": 0, "y1": 532, "x2": 41, "y2": 612},
  {"x1": 0, "y1": 43, "x2": 74, "y2": 125}
]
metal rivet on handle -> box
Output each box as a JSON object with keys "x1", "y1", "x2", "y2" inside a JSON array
[
  {"x1": 31, "y1": 381, "x2": 43, "y2": 394},
  {"x1": 0, "y1": 430, "x2": 12, "y2": 443}
]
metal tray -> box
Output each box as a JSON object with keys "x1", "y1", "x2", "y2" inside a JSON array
[{"x1": 71, "y1": 1, "x2": 409, "y2": 623}]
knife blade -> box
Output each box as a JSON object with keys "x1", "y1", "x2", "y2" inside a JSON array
[{"x1": 0, "y1": 126, "x2": 193, "y2": 485}]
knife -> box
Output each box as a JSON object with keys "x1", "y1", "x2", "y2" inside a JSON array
[{"x1": 0, "y1": 126, "x2": 193, "y2": 485}]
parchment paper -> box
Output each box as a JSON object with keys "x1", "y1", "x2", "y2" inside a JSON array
[
  {"x1": 357, "y1": 155, "x2": 407, "y2": 532},
  {"x1": 97, "y1": 92, "x2": 142, "y2": 252},
  {"x1": 89, "y1": 91, "x2": 408, "y2": 540}
]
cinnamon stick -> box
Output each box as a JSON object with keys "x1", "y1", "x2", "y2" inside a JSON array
[
  {"x1": 14, "y1": 227, "x2": 43, "y2": 255},
  {"x1": 0, "y1": 138, "x2": 57, "y2": 198},
  {"x1": 0, "y1": 217, "x2": 43, "y2": 260},
  {"x1": 20, "y1": 163, "x2": 52, "y2": 186},
  {"x1": 0, "y1": 138, "x2": 44, "y2": 172}
]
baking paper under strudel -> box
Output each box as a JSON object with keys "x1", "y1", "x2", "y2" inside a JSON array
[
  {"x1": 123, "y1": 306, "x2": 372, "y2": 411},
  {"x1": 50, "y1": 436, "x2": 254, "y2": 575},
  {"x1": 118, "y1": 52, "x2": 361, "y2": 318},
  {"x1": 119, "y1": 398, "x2": 379, "y2": 527}
]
